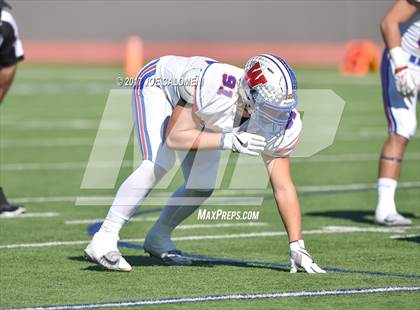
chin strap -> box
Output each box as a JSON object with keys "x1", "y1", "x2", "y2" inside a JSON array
[{"x1": 380, "y1": 155, "x2": 402, "y2": 163}]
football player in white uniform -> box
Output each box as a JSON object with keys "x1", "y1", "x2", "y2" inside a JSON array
[
  {"x1": 85, "y1": 54, "x2": 325, "y2": 273},
  {"x1": 375, "y1": 0, "x2": 419, "y2": 226}
]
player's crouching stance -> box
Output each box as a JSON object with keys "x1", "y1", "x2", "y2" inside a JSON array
[
  {"x1": 375, "y1": 0, "x2": 419, "y2": 226},
  {"x1": 85, "y1": 54, "x2": 325, "y2": 273}
]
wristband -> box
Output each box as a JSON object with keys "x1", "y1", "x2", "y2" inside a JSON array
[
  {"x1": 389, "y1": 46, "x2": 407, "y2": 69},
  {"x1": 219, "y1": 133, "x2": 225, "y2": 149},
  {"x1": 289, "y1": 240, "x2": 305, "y2": 251},
  {"x1": 220, "y1": 132, "x2": 232, "y2": 150}
]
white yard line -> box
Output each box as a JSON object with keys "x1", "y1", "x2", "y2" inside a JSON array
[
  {"x1": 1, "y1": 132, "x2": 418, "y2": 148},
  {"x1": 7, "y1": 287, "x2": 420, "y2": 310},
  {"x1": 64, "y1": 219, "x2": 267, "y2": 230},
  {"x1": 0, "y1": 138, "x2": 126, "y2": 148},
  {"x1": 0, "y1": 161, "x2": 132, "y2": 171},
  {"x1": 3, "y1": 195, "x2": 265, "y2": 206},
  {"x1": 1, "y1": 119, "x2": 127, "y2": 130},
  {"x1": 1, "y1": 153, "x2": 419, "y2": 171},
  {"x1": 174, "y1": 222, "x2": 268, "y2": 230},
  {"x1": 0, "y1": 240, "x2": 89, "y2": 249},
  {"x1": 0, "y1": 226, "x2": 416, "y2": 250},
  {"x1": 296, "y1": 181, "x2": 420, "y2": 193},
  {"x1": 293, "y1": 152, "x2": 420, "y2": 163},
  {"x1": 64, "y1": 217, "x2": 158, "y2": 225},
  {"x1": 75, "y1": 196, "x2": 264, "y2": 206},
  {"x1": 0, "y1": 138, "x2": 95, "y2": 149},
  {"x1": 5, "y1": 212, "x2": 59, "y2": 218},
  {"x1": 10, "y1": 196, "x2": 77, "y2": 204},
  {"x1": 4, "y1": 131, "x2": 418, "y2": 148},
  {"x1": 389, "y1": 234, "x2": 420, "y2": 239},
  {"x1": 338, "y1": 128, "x2": 420, "y2": 141},
  {"x1": 1, "y1": 138, "x2": 94, "y2": 148},
  {"x1": 8, "y1": 181, "x2": 419, "y2": 205},
  {"x1": 324, "y1": 225, "x2": 420, "y2": 233},
  {"x1": 214, "y1": 181, "x2": 420, "y2": 196}
]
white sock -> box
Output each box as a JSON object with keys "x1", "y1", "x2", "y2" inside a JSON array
[
  {"x1": 101, "y1": 160, "x2": 167, "y2": 234},
  {"x1": 98, "y1": 219, "x2": 123, "y2": 235},
  {"x1": 375, "y1": 177, "x2": 397, "y2": 220}
]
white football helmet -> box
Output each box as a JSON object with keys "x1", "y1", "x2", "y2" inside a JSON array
[{"x1": 238, "y1": 54, "x2": 298, "y2": 133}]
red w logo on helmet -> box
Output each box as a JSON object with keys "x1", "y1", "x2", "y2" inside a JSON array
[{"x1": 245, "y1": 62, "x2": 267, "y2": 87}]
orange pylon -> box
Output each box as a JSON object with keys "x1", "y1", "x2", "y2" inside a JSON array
[
  {"x1": 340, "y1": 40, "x2": 380, "y2": 76},
  {"x1": 124, "y1": 36, "x2": 144, "y2": 78}
]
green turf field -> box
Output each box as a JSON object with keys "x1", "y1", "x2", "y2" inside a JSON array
[{"x1": 0, "y1": 64, "x2": 419, "y2": 309}]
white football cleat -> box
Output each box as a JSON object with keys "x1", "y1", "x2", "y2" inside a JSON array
[
  {"x1": 84, "y1": 232, "x2": 132, "y2": 272},
  {"x1": 289, "y1": 240, "x2": 326, "y2": 274},
  {"x1": 375, "y1": 212, "x2": 412, "y2": 226},
  {"x1": 144, "y1": 226, "x2": 192, "y2": 265}
]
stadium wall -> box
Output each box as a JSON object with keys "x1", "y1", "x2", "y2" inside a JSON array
[
  {"x1": 10, "y1": 0, "x2": 391, "y2": 66},
  {"x1": 23, "y1": 40, "x2": 384, "y2": 67}
]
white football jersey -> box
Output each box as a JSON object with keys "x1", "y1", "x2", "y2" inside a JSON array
[
  {"x1": 156, "y1": 55, "x2": 215, "y2": 107},
  {"x1": 401, "y1": 11, "x2": 420, "y2": 58},
  {"x1": 156, "y1": 56, "x2": 302, "y2": 157},
  {"x1": 193, "y1": 62, "x2": 243, "y2": 132}
]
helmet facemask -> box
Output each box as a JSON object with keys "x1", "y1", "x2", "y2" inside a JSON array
[{"x1": 237, "y1": 77, "x2": 255, "y2": 114}]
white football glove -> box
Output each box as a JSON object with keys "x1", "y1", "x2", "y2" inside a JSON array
[
  {"x1": 390, "y1": 47, "x2": 417, "y2": 97},
  {"x1": 220, "y1": 131, "x2": 266, "y2": 156},
  {"x1": 289, "y1": 240, "x2": 326, "y2": 274},
  {"x1": 394, "y1": 67, "x2": 416, "y2": 97}
]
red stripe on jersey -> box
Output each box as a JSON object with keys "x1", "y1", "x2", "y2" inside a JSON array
[{"x1": 134, "y1": 79, "x2": 148, "y2": 160}]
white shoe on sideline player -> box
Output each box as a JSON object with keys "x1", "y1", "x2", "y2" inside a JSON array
[
  {"x1": 289, "y1": 240, "x2": 326, "y2": 274},
  {"x1": 0, "y1": 204, "x2": 26, "y2": 218},
  {"x1": 144, "y1": 227, "x2": 192, "y2": 265},
  {"x1": 374, "y1": 212, "x2": 412, "y2": 226},
  {"x1": 84, "y1": 232, "x2": 132, "y2": 272}
]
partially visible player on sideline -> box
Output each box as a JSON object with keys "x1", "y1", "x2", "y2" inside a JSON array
[
  {"x1": 375, "y1": 0, "x2": 419, "y2": 226},
  {"x1": 0, "y1": 0, "x2": 25, "y2": 217},
  {"x1": 85, "y1": 54, "x2": 325, "y2": 273}
]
